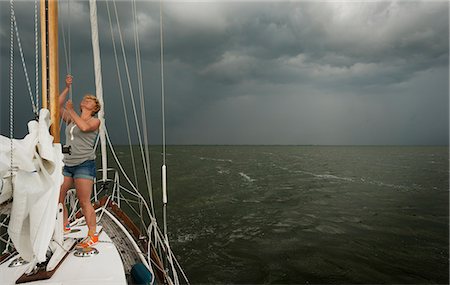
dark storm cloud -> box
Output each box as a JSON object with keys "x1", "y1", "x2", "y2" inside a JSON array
[{"x1": 1, "y1": 1, "x2": 448, "y2": 145}]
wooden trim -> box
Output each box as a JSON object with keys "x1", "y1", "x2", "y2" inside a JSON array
[
  {"x1": 40, "y1": 0, "x2": 59, "y2": 142},
  {"x1": 109, "y1": 202, "x2": 141, "y2": 241},
  {"x1": 15, "y1": 243, "x2": 76, "y2": 284},
  {"x1": 107, "y1": 203, "x2": 166, "y2": 284},
  {"x1": 149, "y1": 243, "x2": 166, "y2": 284},
  {"x1": 40, "y1": 0, "x2": 47, "y2": 109},
  {"x1": 0, "y1": 251, "x2": 16, "y2": 264},
  {"x1": 48, "y1": 0, "x2": 59, "y2": 143}
]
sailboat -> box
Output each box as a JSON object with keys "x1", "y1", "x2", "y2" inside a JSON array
[{"x1": 0, "y1": 0, "x2": 188, "y2": 284}]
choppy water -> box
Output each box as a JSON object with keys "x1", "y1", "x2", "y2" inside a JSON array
[
  {"x1": 113, "y1": 145, "x2": 448, "y2": 284},
  {"x1": 1, "y1": 146, "x2": 447, "y2": 283}
]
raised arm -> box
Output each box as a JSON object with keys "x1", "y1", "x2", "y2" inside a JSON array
[
  {"x1": 59, "y1": 75, "x2": 73, "y2": 122},
  {"x1": 65, "y1": 100, "x2": 100, "y2": 132}
]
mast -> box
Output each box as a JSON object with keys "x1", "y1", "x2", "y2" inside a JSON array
[
  {"x1": 40, "y1": 0, "x2": 59, "y2": 142},
  {"x1": 89, "y1": 0, "x2": 107, "y2": 181}
]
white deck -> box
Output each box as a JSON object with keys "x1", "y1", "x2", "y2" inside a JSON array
[{"x1": 0, "y1": 223, "x2": 127, "y2": 285}]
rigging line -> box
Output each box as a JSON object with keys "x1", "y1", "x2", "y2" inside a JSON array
[
  {"x1": 67, "y1": 0, "x2": 71, "y2": 73},
  {"x1": 159, "y1": 0, "x2": 170, "y2": 259},
  {"x1": 147, "y1": 216, "x2": 185, "y2": 270},
  {"x1": 117, "y1": 185, "x2": 142, "y2": 198},
  {"x1": 105, "y1": 131, "x2": 160, "y2": 250},
  {"x1": 131, "y1": 1, "x2": 153, "y2": 180},
  {"x1": 170, "y1": 249, "x2": 190, "y2": 284},
  {"x1": 111, "y1": 0, "x2": 153, "y2": 210},
  {"x1": 160, "y1": 0, "x2": 166, "y2": 167},
  {"x1": 68, "y1": 0, "x2": 72, "y2": 99},
  {"x1": 131, "y1": 0, "x2": 145, "y2": 231},
  {"x1": 9, "y1": 0, "x2": 14, "y2": 192},
  {"x1": 59, "y1": 0, "x2": 72, "y2": 102},
  {"x1": 12, "y1": 9, "x2": 38, "y2": 115},
  {"x1": 59, "y1": 2, "x2": 70, "y2": 77},
  {"x1": 105, "y1": 0, "x2": 139, "y2": 190},
  {"x1": 132, "y1": 0, "x2": 156, "y2": 219},
  {"x1": 119, "y1": 192, "x2": 148, "y2": 231},
  {"x1": 34, "y1": 0, "x2": 39, "y2": 110},
  {"x1": 146, "y1": 238, "x2": 173, "y2": 285},
  {"x1": 165, "y1": 241, "x2": 179, "y2": 285},
  {"x1": 104, "y1": 127, "x2": 154, "y2": 227},
  {"x1": 148, "y1": 215, "x2": 186, "y2": 284},
  {"x1": 104, "y1": 128, "x2": 161, "y2": 249}
]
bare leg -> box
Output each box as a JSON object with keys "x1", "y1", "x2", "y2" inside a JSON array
[
  {"x1": 75, "y1": 178, "x2": 96, "y2": 236},
  {"x1": 59, "y1": 176, "x2": 74, "y2": 227}
]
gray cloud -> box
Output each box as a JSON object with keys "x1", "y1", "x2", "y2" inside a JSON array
[{"x1": 1, "y1": 1, "x2": 448, "y2": 145}]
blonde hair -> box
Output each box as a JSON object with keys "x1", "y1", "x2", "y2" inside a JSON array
[{"x1": 83, "y1": 94, "x2": 101, "y2": 116}]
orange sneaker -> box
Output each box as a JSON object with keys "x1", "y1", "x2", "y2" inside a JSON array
[
  {"x1": 76, "y1": 233, "x2": 99, "y2": 248},
  {"x1": 64, "y1": 224, "x2": 71, "y2": 234}
]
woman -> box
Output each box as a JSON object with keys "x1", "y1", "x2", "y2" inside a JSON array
[{"x1": 59, "y1": 75, "x2": 101, "y2": 248}]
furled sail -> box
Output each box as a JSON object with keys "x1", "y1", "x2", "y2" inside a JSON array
[{"x1": 0, "y1": 109, "x2": 63, "y2": 263}]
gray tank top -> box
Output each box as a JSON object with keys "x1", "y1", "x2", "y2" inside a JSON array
[{"x1": 64, "y1": 120, "x2": 98, "y2": 166}]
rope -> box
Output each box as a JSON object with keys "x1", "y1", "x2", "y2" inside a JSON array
[
  {"x1": 104, "y1": 128, "x2": 176, "y2": 273},
  {"x1": 160, "y1": 1, "x2": 167, "y2": 167},
  {"x1": 9, "y1": 0, "x2": 15, "y2": 191},
  {"x1": 104, "y1": 127, "x2": 153, "y2": 221},
  {"x1": 68, "y1": 0, "x2": 72, "y2": 99},
  {"x1": 104, "y1": 127, "x2": 164, "y2": 253},
  {"x1": 111, "y1": 0, "x2": 155, "y2": 217},
  {"x1": 147, "y1": 211, "x2": 189, "y2": 284},
  {"x1": 105, "y1": 2, "x2": 187, "y2": 283},
  {"x1": 105, "y1": 1, "x2": 139, "y2": 190},
  {"x1": 59, "y1": 0, "x2": 72, "y2": 101},
  {"x1": 132, "y1": 0, "x2": 155, "y2": 218},
  {"x1": 34, "y1": 0, "x2": 39, "y2": 110},
  {"x1": 60, "y1": 6, "x2": 69, "y2": 78},
  {"x1": 12, "y1": 7, "x2": 38, "y2": 115},
  {"x1": 58, "y1": 0, "x2": 72, "y2": 135},
  {"x1": 132, "y1": 0, "x2": 151, "y2": 232},
  {"x1": 159, "y1": 1, "x2": 170, "y2": 272}
]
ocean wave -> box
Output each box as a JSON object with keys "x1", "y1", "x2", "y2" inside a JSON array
[
  {"x1": 315, "y1": 224, "x2": 346, "y2": 234},
  {"x1": 239, "y1": 172, "x2": 256, "y2": 182},
  {"x1": 363, "y1": 178, "x2": 410, "y2": 190},
  {"x1": 313, "y1": 174, "x2": 355, "y2": 182},
  {"x1": 229, "y1": 226, "x2": 262, "y2": 241},
  {"x1": 292, "y1": 169, "x2": 355, "y2": 182},
  {"x1": 199, "y1": 157, "x2": 233, "y2": 163},
  {"x1": 216, "y1": 167, "x2": 230, "y2": 175},
  {"x1": 294, "y1": 169, "x2": 410, "y2": 190},
  {"x1": 177, "y1": 233, "x2": 198, "y2": 243},
  {"x1": 243, "y1": 199, "x2": 261, "y2": 203}
]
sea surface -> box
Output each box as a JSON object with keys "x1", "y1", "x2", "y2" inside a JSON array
[{"x1": 113, "y1": 145, "x2": 449, "y2": 284}]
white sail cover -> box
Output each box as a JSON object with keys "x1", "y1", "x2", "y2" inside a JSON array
[{"x1": 0, "y1": 109, "x2": 63, "y2": 262}]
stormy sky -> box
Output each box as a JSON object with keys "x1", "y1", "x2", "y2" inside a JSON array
[{"x1": 0, "y1": 0, "x2": 448, "y2": 145}]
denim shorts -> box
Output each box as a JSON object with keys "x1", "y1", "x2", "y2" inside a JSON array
[{"x1": 63, "y1": 160, "x2": 96, "y2": 181}]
